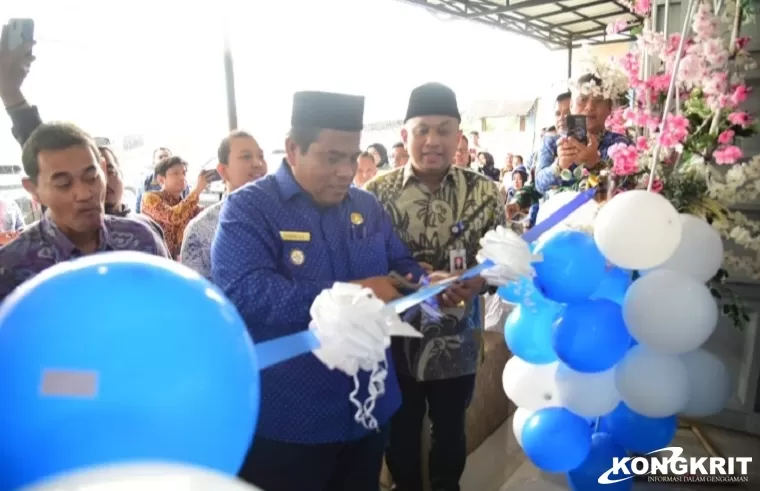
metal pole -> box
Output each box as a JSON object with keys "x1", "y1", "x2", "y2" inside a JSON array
[
  {"x1": 567, "y1": 39, "x2": 573, "y2": 79},
  {"x1": 223, "y1": 35, "x2": 238, "y2": 131}
]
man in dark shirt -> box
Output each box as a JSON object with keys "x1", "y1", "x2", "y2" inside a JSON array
[{"x1": 0, "y1": 123, "x2": 170, "y2": 301}]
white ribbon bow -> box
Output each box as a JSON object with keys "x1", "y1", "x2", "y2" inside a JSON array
[
  {"x1": 309, "y1": 282, "x2": 421, "y2": 430},
  {"x1": 476, "y1": 225, "x2": 542, "y2": 286}
]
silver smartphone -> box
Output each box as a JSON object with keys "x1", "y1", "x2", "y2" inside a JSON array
[{"x1": 5, "y1": 18, "x2": 35, "y2": 52}]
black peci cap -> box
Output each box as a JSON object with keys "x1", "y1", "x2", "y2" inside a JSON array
[
  {"x1": 291, "y1": 91, "x2": 365, "y2": 131},
  {"x1": 404, "y1": 82, "x2": 461, "y2": 123}
]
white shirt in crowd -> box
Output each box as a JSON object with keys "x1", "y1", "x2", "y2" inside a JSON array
[
  {"x1": 0, "y1": 197, "x2": 24, "y2": 233},
  {"x1": 180, "y1": 201, "x2": 223, "y2": 279}
]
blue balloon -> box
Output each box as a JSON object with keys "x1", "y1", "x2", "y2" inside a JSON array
[
  {"x1": 568, "y1": 432, "x2": 633, "y2": 491},
  {"x1": 553, "y1": 299, "x2": 632, "y2": 373},
  {"x1": 601, "y1": 403, "x2": 677, "y2": 454},
  {"x1": 504, "y1": 302, "x2": 562, "y2": 364},
  {"x1": 0, "y1": 252, "x2": 259, "y2": 490},
  {"x1": 534, "y1": 230, "x2": 606, "y2": 303},
  {"x1": 591, "y1": 267, "x2": 633, "y2": 305},
  {"x1": 522, "y1": 407, "x2": 592, "y2": 473},
  {"x1": 497, "y1": 276, "x2": 541, "y2": 305}
]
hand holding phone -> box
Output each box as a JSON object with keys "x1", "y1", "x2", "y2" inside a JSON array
[
  {"x1": 0, "y1": 19, "x2": 35, "y2": 103},
  {"x1": 565, "y1": 114, "x2": 588, "y2": 145},
  {"x1": 204, "y1": 169, "x2": 222, "y2": 183},
  {"x1": 4, "y1": 19, "x2": 34, "y2": 52}
]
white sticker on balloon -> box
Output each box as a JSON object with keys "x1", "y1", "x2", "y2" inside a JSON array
[{"x1": 39, "y1": 369, "x2": 99, "y2": 398}]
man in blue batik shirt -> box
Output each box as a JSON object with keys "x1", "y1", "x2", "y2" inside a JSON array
[
  {"x1": 535, "y1": 76, "x2": 630, "y2": 194},
  {"x1": 211, "y1": 90, "x2": 426, "y2": 491}
]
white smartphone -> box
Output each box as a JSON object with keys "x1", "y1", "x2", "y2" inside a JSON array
[{"x1": 6, "y1": 18, "x2": 35, "y2": 52}]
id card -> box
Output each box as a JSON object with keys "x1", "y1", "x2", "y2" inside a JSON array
[{"x1": 449, "y1": 248, "x2": 467, "y2": 274}]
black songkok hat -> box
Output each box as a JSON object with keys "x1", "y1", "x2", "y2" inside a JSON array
[
  {"x1": 291, "y1": 91, "x2": 365, "y2": 132},
  {"x1": 404, "y1": 82, "x2": 461, "y2": 123}
]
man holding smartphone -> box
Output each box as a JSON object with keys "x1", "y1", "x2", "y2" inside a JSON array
[
  {"x1": 140, "y1": 156, "x2": 208, "y2": 259},
  {"x1": 535, "y1": 74, "x2": 629, "y2": 194}
]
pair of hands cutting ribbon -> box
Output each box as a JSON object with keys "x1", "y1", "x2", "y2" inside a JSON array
[
  {"x1": 253, "y1": 188, "x2": 597, "y2": 430},
  {"x1": 255, "y1": 187, "x2": 598, "y2": 371}
]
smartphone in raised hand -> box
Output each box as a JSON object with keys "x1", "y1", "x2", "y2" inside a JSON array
[
  {"x1": 565, "y1": 114, "x2": 588, "y2": 145},
  {"x1": 5, "y1": 19, "x2": 34, "y2": 53},
  {"x1": 203, "y1": 169, "x2": 222, "y2": 183}
]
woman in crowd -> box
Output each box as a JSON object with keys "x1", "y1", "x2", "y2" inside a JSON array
[
  {"x1": 476, "y1": 151, "x2": 500, "y2": 181},
  {"x1": 367, "y1": 142, "x2": 390, "y2": 170}
]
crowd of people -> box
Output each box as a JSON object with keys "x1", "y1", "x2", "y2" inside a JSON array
[{"x1": 0, "y1": 22, "x2": 629, "y2": 491}]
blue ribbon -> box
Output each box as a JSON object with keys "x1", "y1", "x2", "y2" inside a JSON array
[
  {"x1": 522, "y1": 188, "x2": 597, "y2": 243},
  {"x1": 255, "y1": 330, "x2": 321, "y2": 370},
  {"x1": 255, "y1": 188, "x2": 597, "y2": 370}
]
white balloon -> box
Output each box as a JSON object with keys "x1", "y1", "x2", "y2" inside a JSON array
[
  {"x1": 616, "y1": 345, "x2": 689, "y2": 417},
  {"x1": 21, "y1": 462, "x2": 263, "y2": 491},
  {"x1": 512, "y1": 407, "x2": 534, "y2": 447},
  {"x1": 650, "y1": 214, "x2": 724, "y2": 283},
  {"x1": 536, "y1": 191, "x2": 600, "y2": 230},
  {"x1": 623, "y1": 269, "x2": 718, "y2": 354},
  {"x1": 555, "y1": 364, "x2": 621, "y2": 418},
  {"x1": 594, "y1": 190, "x2": 682, "y2": 270},
  {"x1": 502, "y1": 357, "x2": 559, "y2": 410},
  {"x1": 680, "y1": 349, "x2": 732, "y2": 418}
]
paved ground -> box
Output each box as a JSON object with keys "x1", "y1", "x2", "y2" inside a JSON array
[
  {"x1": 460, "y1": 415, "x2": 760, "y2": 491},
  {"x1": 380, "y1": 408, "x2": 760, "y2": 491}
]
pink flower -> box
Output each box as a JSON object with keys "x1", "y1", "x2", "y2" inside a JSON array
[
  {"x1": 606, "y1": 18, "x2": 628, "y2": 35},
  {"x1": 713, "y1": 145, "x2": 743, "y2": 164},
  {"x1": 647, "y1": 73, "x2": 672, "y2": 97},
  {"x1": 692, "y1": 1, "x2": 718, "y2": 40},
  {"x1": 631, "y1": 0, "x2": 652, "y2": 16},
  {"x1": 646, "y1": 177, "x2": 664, "y2": 193},
  {"x1": 635, "y1": 136, "x2": 649, "y2": 152},
  {"x1": 728, "y1": 111, "x2": 752, "y2": 128},
  {"x1": 703, "y1": 72, "x2": 728, "y2": 98},
  {"x1": 605, "y1": 107, "x2": 627, "y2": 134},
  {"x1": 619, "y1": 51, "x2": 640, "y2": 82},
  {"x1": 608, "y1": 143, "x2": 640, "y2": 176},
  {"x1": 658, "y1": 114, "x2": 690, "y2": 147},
  {"x1": 736, "y1": 37, "x2": 750, "y2": 51},
  {"x1": 732, "y1": 85, "x2": 750, "y2": 105},
  {"x1": 718, "y1": 129, "x2": 735, "y2": 145},
  {"x1": 716, "y1": 94, "x2": 734, "y2": 110},
  {"x1": 702, "y1": 38, "x2": 729, "y2": 68}
]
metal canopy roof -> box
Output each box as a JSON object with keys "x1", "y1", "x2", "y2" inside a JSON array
[{"x1": 396, "y1": 0, "x2": 642, "y2": 50}]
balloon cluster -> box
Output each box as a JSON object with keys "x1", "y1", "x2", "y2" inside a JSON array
[{"x1": 499, "y1": 191, "x2": 732, "y2": 490}]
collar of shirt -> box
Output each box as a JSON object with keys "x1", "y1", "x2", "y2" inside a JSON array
[
  {"x1": 155, "y1": 189, "x2": 183, "y2": 206},
  {"x1": 274, "y1": 159, "x2": 303, "y2": 201},
  {"x1": 40, "y1": 213, "x2": 111, "y2": 255},
  {"x1": 400, "y1": 162, "x2": 459, "y2": 189}
]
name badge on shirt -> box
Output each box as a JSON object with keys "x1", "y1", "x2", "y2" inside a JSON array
[
  {"x1": 279, "y1": 231, "x2": 311, "y2": 242},
  {"x1": 450, "y1": 248, "x2": 467, "y2": 274}
]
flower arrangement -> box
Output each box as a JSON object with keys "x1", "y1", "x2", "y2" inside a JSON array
[{"x1": 569, "y1": 0, "x2": 760, "y2": 329}]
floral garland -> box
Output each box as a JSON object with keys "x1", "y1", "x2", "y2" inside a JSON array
[{"x1": 566, "y1": 0, "x2": 759, "y2": 329}]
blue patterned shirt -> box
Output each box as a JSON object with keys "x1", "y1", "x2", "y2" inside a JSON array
[
  {"x1": 0, "y1": 214, "x2": 170, "y2": 302},
  {"x1": 211, "y1": 162, "x2": 423, "y2": 444},
  {"x1": 534, "y1": 131, "x2": 631, "y2": 194}
]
